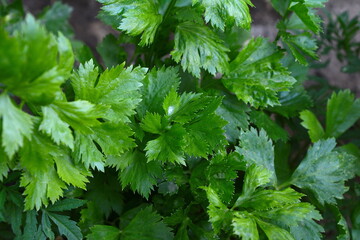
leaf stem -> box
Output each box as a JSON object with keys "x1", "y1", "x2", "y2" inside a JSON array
[
  {"x1": 148, "y1": 0, "x2": 177, "y2": 67},
  {"x1": 275, "y1": 180, "x2": 292, "y2": 190}
]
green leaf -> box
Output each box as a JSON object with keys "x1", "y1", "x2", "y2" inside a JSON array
[
  {"x1": 256, "y1": 219, "x2": 295, "y2": 240},
  {"x1": 216, "y1": 96, "x2": 249, "y2": 143},
  {"x1": 269, "y1": 85, "x2": 313, "y2": 118},
  {"x1": 291, "y1": 138, "x2": 357, "y2": 204},
  {"x1": 145, "y1": 124, "x2": 186, "y2": 164},
  {"x1": 236, "y1": 128, "x2": 277, "y2": 185},
  {"x1": 97, "y1": 34, "x2": 126, "y2": 68},
  {"x1": 119, "y1": 151, "x2": 162, "y2": 198},
  {"x1": 47, "y1": 212, "x2": 82, "y2": 240},
  {"x1": 21, "y1": 210, "x2": 39, "y2": 240},
  {"x1": 250, "y1": 111, "x2": 288, "y2": 142},
  {"x1": 326, "y1": 90, "x2": 360, "y2": 138},
  {"x1": 332, "y1": 206, "x2": 351, "y2": 240},
  {"x1": 0, "y1": 93, "x2": 33, "y2": 158},
  {"x1": 84, "y1": 171, "x2": 124, "y2": 218},
  {"x1": 290, "y1": 3, "x2": 321, "y2": 33},
  {"x1": 232, "y1": 212, "x2": 259, "y2": 240},
  {"x1": 71, "y1": 60, "x2": 147, "y2": 123},
  {"x1": 299, "y1": 110, "x2": 325, "y2": 142},
  {"x1": 282, "y1": 33, "x2": 318, "y2": 65},
  {"x1": 39, "y1": 2, "x2": 73, "y2": 37},
  {"x1": 119, "y1": 1, "x2": 162, "y2": 46},
  {"x1": 202, "y1": 186, "x2": 233, "y2": 234},
  {"x1": 241, "y1": 164, "x2": 272, "y2": 198},
  {"x1": 0, "y1": 147, "x2": 10, "y2": 181},
  {"x1": 183, "y1": 112, "x2": 227, "y2": 158},
  {"x1": 289, "y1": 208, "x2": 324, "y2": 240},
  {"x1": 207, "y1": 153, "x2": 245, "y2": 203},
  {"x1": 271, "y1": 0, "x2": 291, "y2": 16},
  {"x1": 223, "y1": 37, "x2": 295, "y2": 108},
  {"x1": 141, "y1": 113, "x2": 164, "y2": 134},
  {"x1": 41, "y1": 212, "x2": 54, "y2": 239},
  {"x1": 88, "y1": 225, "x2": 121, "y2": 240},
  {"x1": 122, "y1": 206, "x2": 174, "y2": 240},
  {"x1": 98, "y1": 0, "x2": 163, "y2": 46},
  {"x1": 46, "y1": 198, "x2": 86, "y2": 212},
  {"x1": 171, "y1": 21, "x2": 229, "y2": 77},
  {"x1": 194, "y1": 0, "x2": 254, "y2": 30},
  {"x1": 19, "y1": 132, "x2": 67, "y2": 210},
  {"x1": 138, "y1": 67, "x2": 180, "y2": 117}
]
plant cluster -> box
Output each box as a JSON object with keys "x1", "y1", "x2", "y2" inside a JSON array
[{"x1": 0, "y1": 0, "x2": 359, "y2": 239}]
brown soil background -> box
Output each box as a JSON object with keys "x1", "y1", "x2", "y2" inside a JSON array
[{"x1": 23, "y1": 0, "x2": 360, "y2": 95}]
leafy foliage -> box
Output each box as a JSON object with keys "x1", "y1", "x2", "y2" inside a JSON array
[{"x1": 0, "y1": 0, "x2": 359, "y2": 240}]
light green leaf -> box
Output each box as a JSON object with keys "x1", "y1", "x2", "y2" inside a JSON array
[
  {"x1": 50, "y1": 101, "x2": 105, "y2": 134},
  {"x1": 223, "y1": 37, "x2": 295, "y2": 108},
  {"x1": 39, "y1": 105, "x2": 74, "y2": 149},
  {"x1": 73, "y1": 132, "x2": 105, "y2": 171},
  {"x1": 326, "y1": 90, "x2": 360, "y2": 138},
  {"x1": 53, "y1": 152, "x2": 89, "y2": 189},
  {"x1": 0, "y1": 147, "x2": 10, "y2": 181},
  {"x1": 20, "y1": 169, "x2": 66, "y2": 211},
  {"x1": 71, "y1": 61, "x2": 146, "y2": 123},
  {"x1": 291, "y1": 138, "x2": 357, "y2": 204},
  {"x1": 19, "y1": 132, "x2": 67, "y2": 210},
  {"x1": 91, "y1": 122, "x2": 135, "y2": 156},
  {"x1": 171, "y1": 21, "x2": 229, "y2": 77},
  {"x1": 236, "y1": 188, "x2": 303, "y2": 210},
  {"x1": 122, "y1": 206, "x2": 174, "y2": 240},
  {"x1": 88, "y1": 225, "x2": 121, "y2": 240},
  {"x1": 194, "y1": 0, "x2": 254, "y2": 30},
  {"x1": 299, "y1": 110, "x2": 325, "y2": 142},
  {"x1": 0, "y1": 15, "x2": 72, "y2": 105},
  {"x1": 0, "y1": 93, "x2": 33, "y2": 158}
]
